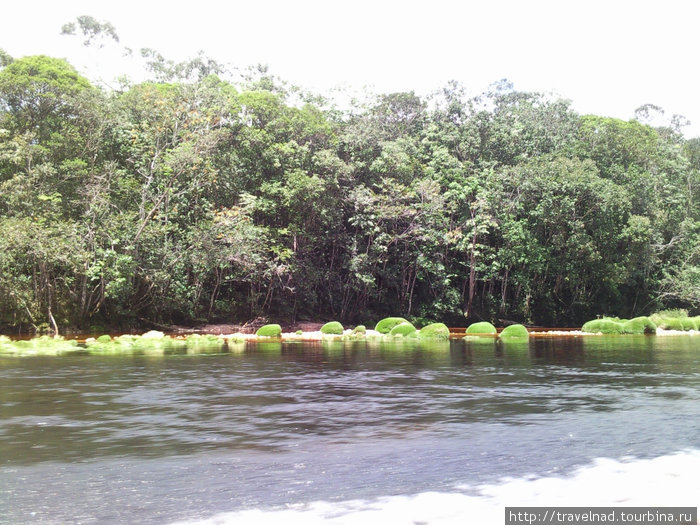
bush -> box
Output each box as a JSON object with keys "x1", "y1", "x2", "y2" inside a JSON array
[
  {"x1": 388, "y1": 321, "x2": 417, "y2": 337},
  {"x1": 320, "y1": 321, "x2": 344, "y2": 335},
  {"x1": 499, "y1": 324, "x2": 529, "y2": 339},
  {"x1": 581, "y1": 319, "x2": 625, "y2": 334},
  {"x1": 465, "y1": 321, "x2": 497, "y2": 335},
  {"x1": 418, "y1": 322, "x2": 450, "y2": 340},
  {"x1": 375, "y1": 317, "x2": 408, "y2": 334},
  {"x1": 256, "y1": 324, "x2": 282, "y2": 337}
]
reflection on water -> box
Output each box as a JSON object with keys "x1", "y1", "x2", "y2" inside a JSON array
[{"x1": 1, "y1": 335, "x2": 699, "y2": 524}]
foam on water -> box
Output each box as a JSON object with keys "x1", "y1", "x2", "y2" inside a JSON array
[{"x1": 171, "y1": 449, "x2": 700, "y2": 525}]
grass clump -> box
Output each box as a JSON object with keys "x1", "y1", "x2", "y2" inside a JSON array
[
  {"x1": 581, "y1": 319, "x2": 625, "y2": 334},
  {"x1": 256, "y1": 324, "x2": 282, "y2": 337},
  {"x1": 185, "y1": 334, "x2": 226, "y2": 352},
  {"x1": 320, "y1": 321, "x2": 344, "y2": 335},
  {"x1": 1, "y1": 335, "x2": 82, "y2": 355},
  {"x1": 499, "y1": 324, "x2": 529, "y2": 339},
  {"x1": 418, "y1": 322, "x2": 449, "y2": 340},
  {"x1": 388, "y1": 321, "x2": 417, "y2": 337},
  {"x1": 465, "y1": 321, "x2": 497, "y2": 335},
  {"x1": 375, "y1": 317, "x2": 408, "y2": 334},
  {"x1": 620, "y1": 317, "x2": 657, "y2": 334}
]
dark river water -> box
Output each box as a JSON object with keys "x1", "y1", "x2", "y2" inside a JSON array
[{"x1": 1, "y1": 335, "x2": 699, "y2": 524}]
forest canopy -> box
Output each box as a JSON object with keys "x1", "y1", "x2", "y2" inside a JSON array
[{"x1": 0, "y1": 48, "x2": 698, "y2": 333}]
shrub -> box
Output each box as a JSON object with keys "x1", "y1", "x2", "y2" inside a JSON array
[
  {"x1": 255, "y1": 324, "x2": 282, "y2": 337},
  {"x1": 465, "y1": 321, "x2": 497, "y2": 335},
  {"x1": 499, "y1": 324, "x2": 529, "y2": 339},
  {"x1": 418, "y1": 322, "x2": 449, "y2": 340},
  {"x1": 389, "y1": 322, "x2": 417, "y2": 337},
  {"x1": 320, "y1": 321, "x2": 344, "y2": 335},
  {"x1": 581, "y1": 319, "x2": 625, "y2": 334},
  {"x1": 375, "y1": 317, "x2": 408, "y2": 334}
]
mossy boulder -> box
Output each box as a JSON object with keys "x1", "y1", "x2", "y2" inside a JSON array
[
  {"x1": 96, "y1": 334, "x2": 112, "y2": 343},
  {"x1": 465, "y1": 321, "x2": 497, "y2": 335},
  {"x1": 375, "y1": 317, "x2": 408, "y2": 334},
  {"x1": 418, "y1": 322, "x2": 450, "y2": 340},
  {"x1": 581, "y1": 319, "x2": 625, "y2": 334},
  {"x1": 388, "y1": 321, "x2": 417, "y2": 337},
  {"x1": 256, "y1": 324, "x2": 282, "y2": 337},
  {"x1": 499, "y1": 324, "x2": 529, "y2": 339},
  {"x1": 352, "y1": 325, "x2": 366, "y2": 334},
  {"x1": 620, "y1": 317, "x2": 657, "y2": 334},
  {"x1": 320, "y1": 321, "x2": 344, "y2": 335}
]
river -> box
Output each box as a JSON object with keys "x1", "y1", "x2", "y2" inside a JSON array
[{"x1": 1, "y1": 335, "x2": 699, "y2": 524}]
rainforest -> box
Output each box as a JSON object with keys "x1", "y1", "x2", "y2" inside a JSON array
[{"x1": 0, "y1": 48, "x2": 699, "y2": 334}]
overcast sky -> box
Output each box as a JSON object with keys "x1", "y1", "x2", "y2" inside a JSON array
[{"x1": 2, "y1": 0, "x2": 699, "y2": 136}]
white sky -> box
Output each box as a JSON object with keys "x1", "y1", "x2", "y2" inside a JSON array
[{"x1": 2, "y1": 0, "x2": 699, "y2": 137}]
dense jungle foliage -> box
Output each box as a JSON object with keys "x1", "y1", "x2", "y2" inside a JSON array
[{"x1": 1, "y1": 49, "x2": 698, "y2": 332}]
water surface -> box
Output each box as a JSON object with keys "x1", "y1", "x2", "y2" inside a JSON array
[{"x1": 1, "y1": 335, "x2": 699, "y2": 524}]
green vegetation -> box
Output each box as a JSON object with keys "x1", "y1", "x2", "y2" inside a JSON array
[
  {"x1": 255, "y1": 324, "x2": 282, "y2": 337},
  {"x1": 581, "y1": 319, "x2": 626, "y2": 334},
  {"x1": 649, "y1": 310, "x2": 698, "y2": 331},
  {"x1": 0, "y1": 43, "x2": 698, "y2": 333},
  {"x1": 375, "y1": 318, "x2": 409, "y2": 334},
  {"x1": 418, "y1": 322, "x2": 450, "y2": 340},
  {"x1": 465, "y1": 322, "x2": 497, "y2": 335},
  {"x1": 320, "y1": 321, "x2": 344, "y2": 335},
  {"x1": 621, "y1": 317, "x2": 657, "y2": 334},
  {"x1": 499, "y1": 324, "x2": 529, "y2": 339},
  {"x1": 388, "y1": 321, "x2": 417, "y2": 337},
  {"x1": 0, "y1": 335, "x2": 81, "y2": 355},
  {"x1": 352, "y1": 325, "x2": 366, "y2": 334}
]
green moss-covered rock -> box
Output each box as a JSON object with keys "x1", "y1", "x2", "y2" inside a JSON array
[
  {"x1": 499, "y1": 324, "x2": 529, "y2": 339},
  {"x1": 295, "y1": 330, "x2": 303, "y2": 335},
  {"x1": 581, "y1": 319, "x2": 625, "y2": 334},
  {"x1": 388, "y1": 321, "x2": 417, "y2": 337},
  {"x1": 255, "y1": 324, "x2": 282, "y2": 337},
  {"x1": 418, "y1": 322, "x2": 450, "y2": 340},
  {"x1": 96, "y1": 334, "x2": 112, "y2": 343},
  {"x1": 465, "y1": 321, "x2": 497, "y2": 335},
  {"x1": 352, "y1": 325, "x2": 366, "y2": 334},
  {"x1": 320, "y1": 321, "x2": 344, "y2": 335},
  {"x1": 375, "y1": 317, "x2": 408, "y2": 334},
  {"x1": 620, "y1": 317, "x2": 657, "y2": 334}
]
